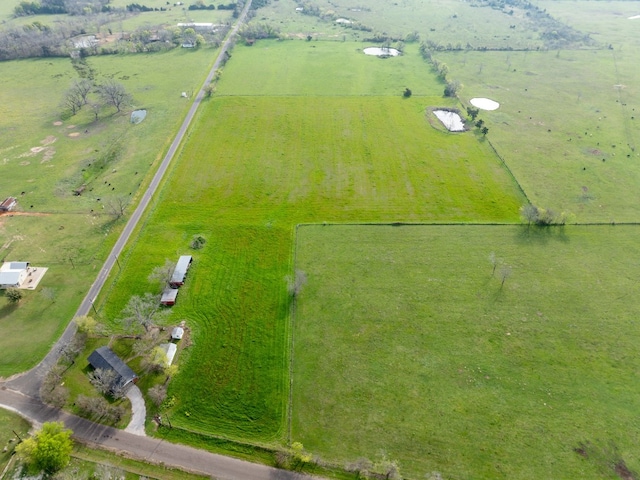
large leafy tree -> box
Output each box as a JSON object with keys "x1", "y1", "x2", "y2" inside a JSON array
[{"x1": 15, "y1": 422, "x2": 73, "y2": 474}]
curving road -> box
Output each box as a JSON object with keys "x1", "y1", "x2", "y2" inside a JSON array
[
  {"x1": 0, "y1": 388, "x2": 314, "y2": 480},
  {"x1": 0, "y1": 2, "x2": 318, "y2": 479}
]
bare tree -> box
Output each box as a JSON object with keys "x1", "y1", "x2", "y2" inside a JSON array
[
  {"x1": 71, "y1": 78, "x2": 93, "y2": 105},
  {"x1": 500, "y1": 265, "x2": 512, "y2": 288},
  {"x1": 286, "y1": 269, "x2": 307, "y2": 297},
  {"x1": 98, "y1": 79, "x2": 132, "y2": 113},
  {"x1": 148, "y1": 259, "x2": 176, "y2": 291},
  {"x1": 520, "y1": 204, "x2": 539, "y2": 226},
  {"x1": 106, "y1": 196, "x2": 129, "y2": 220},
  {"x1": 120, "y1": 292, "x2": 170, "y2": 333},
  {"x1": 88, "y1": 368, "x2": 118, "y2": 396},
  {"x1": 41, "y1": 287, "x2": 56, "y2": 303},
  {"x1": 488, "y1": 252, "x2": 497, "y2": 276},
  {"x1": 62, "y1": 88, "x2": 84, "y2": 115},
  {"x1": 148, "y1": 384, "x2": 167, "y2": 407}
]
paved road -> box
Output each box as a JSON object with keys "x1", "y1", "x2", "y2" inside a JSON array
[
  {"x1": 0, "y1": 3, "x2": 320, "y2": 480},
  {"x1": 5, "y1": 0, "x2": 253, "y2": 392},
  {"x1": 0, "y1": 388, "x2": 314, "y2": 480}
]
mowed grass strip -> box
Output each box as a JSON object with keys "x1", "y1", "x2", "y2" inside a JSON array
[{"x1": 292, "y1": 224, "x2": 640, "y2": 479}]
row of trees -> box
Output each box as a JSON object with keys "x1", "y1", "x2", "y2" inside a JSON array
[
  {"x1": 419, "y1": 42, "x2": 462, "y2": 98},
  {"x1": 14, "y1": 0, "x2": 109, "y2": 16}
]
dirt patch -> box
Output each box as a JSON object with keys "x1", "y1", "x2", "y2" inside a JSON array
[
  {"x1": 42, "y1": 148, "x2": 55, "y2": 163},
  {"x1": 30, "y1": 146, "x2": 46, "y2": 154},
  {"x1": 53, "y1": 121, "x2": 63, "y2": 126},
  {"x1": 68, "y1": 132, "x2": 80, "y2": 137},
  {"x1": 589, "y1": 148, "x2": 603, "y2": 155},
  {"x1": 615, "y1": 461, "x2": 637, "y2": 480},
  {"x1": 41, "y1": 135, "x2": 57, "y2": 146},
  {"x1": 19, "y1": 161, "x2": 30, "y2": 166}
]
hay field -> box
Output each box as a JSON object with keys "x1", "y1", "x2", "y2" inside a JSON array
[{"x1": 293, "y1": 224, "x2": 640, "y2": 479}]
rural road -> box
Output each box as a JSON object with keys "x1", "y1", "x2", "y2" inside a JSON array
[
  {"x1": 0, "y1": 388, "x2": 313, "y2": 480},
  {"x1": 0, "y1": 2, "x2": 318, "y2": 480}
]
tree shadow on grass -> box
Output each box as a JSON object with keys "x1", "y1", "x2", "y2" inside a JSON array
[
  {"x1": 0, "y1": 301, "x2": 19, "y2": 320},
  {"x1": 514, "y1": 224, "x2": 570, "y2": 245}
]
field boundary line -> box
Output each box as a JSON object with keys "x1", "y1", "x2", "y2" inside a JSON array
[
  {"x1": 286, "y1": 224, "x2": 300, "y2": 446},
  {"x1": 484, "y1": 136, "x2": 530, "y2": 204}
]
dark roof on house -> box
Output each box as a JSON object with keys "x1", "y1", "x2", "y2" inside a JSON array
[
  {"x1": 170, "y1": 255, "x2": 192, "y2": 285},
  {"x1": 88, "y1": 346, "x2": 137, "y2": 387}
]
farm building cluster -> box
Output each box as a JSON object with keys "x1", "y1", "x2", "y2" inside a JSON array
[{"x1": 160, "y1": 255, "x2": 193, "y2": 306}]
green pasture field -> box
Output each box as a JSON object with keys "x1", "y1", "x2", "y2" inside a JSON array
[
  {"x1": 537, "y1": 0, "x2": 640, "y2": 49},
  {"x1": 115, "y1": 7, "x2": 233, "y2": 32},
  {"x1": 97, "y1": 86, "x2": 525, "y2": 444},
  {"x1": 257, "y1": 0, "x2": 564, "y2": 49},
  {"x1": 292, "y1": 224, "x2": 640, "y2": 479},
  {"x1": 438, "y1": 47, "x2": 640, "y2": 223},
  {"x1": 217, "y1": 41, "x2": 443, "y2": 97},
  {"x1": 0, "y1": 48, "x2": 217, "y2": 376}
]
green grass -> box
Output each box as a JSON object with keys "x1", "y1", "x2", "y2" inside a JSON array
[
  {"x1": 97, "y1": 85, "x2": 524, "y2": 445},
  {"x1": 292, "y1": 224, "x2": 640, "y2": 480},
  {"x1": 0, "y1": 48, "x2": 217, "y2": 376},
  {"x1": 256, "y1": 0, "x2": 576, "y2": 49},
  {"x1": 217, "y1": 41, "x2": 443, "y2": 96},
  {"x1": 439, "y1": 48, "x2": 640, "y2": 222},
  {"x1": 0, "y1": 409, "x2": 31, "y2": 473}
]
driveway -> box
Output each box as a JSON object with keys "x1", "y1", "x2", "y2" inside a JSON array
[{"x1": 124, "y1": 385, "x2": 146, "y2": 436}]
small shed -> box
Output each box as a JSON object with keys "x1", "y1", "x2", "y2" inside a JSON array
[
  {"x1": 161, "y1": 288, "x2": 179, "y2": 306},
  {"x1": 87, "y1": 346, "x2": 138, "y2": 390},
  {"x1": 159, "y1": 343, "x2": 177, "y2": 365},
  {"x1": 0, "y1": 197, "x2": 17, "y2": 212},
  {"x1": 169, "y1": 255, "x2": 192, "y2": 288},
  {"x1": 171, "y1": 326, "x2": 184, "y2": 340}
]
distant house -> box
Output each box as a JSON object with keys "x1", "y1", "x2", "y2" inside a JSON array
[
  {"x1": 171, "y1": 326, "x2": 184, "y2": 340},
  {"x1": 161, "y1": 288, "x2": 179, "y2": 306},
  {"x1": 88, "y1": 346, "x2": 138, "y2": 391},
  {"x1": 0, "y1": 197, "x2": 17, "y2": 212},
  {"x1": 170, "y1": 255, "x2": 192, "y2": 288},
  {"x1": 0, "y1": 262, "x2": 29, "y2": 289}
]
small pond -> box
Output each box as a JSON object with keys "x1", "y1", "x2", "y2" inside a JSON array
[
  {"x1": 470, "y1": 97, "x2": 500, "y2": 111},
  {"x1": 363, "y1": 47, "x2": 400, "y2": 57},
  {"x1": 434, "y1": 110, "x2": 465, "y2": 132},
  {"x1": 130, "y1": 110, "x2": 147, "y2": 124}
]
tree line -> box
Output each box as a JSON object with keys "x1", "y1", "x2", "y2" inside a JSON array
[{"x1": 14, "y1": 0, "x2": 110, "y2": 16}]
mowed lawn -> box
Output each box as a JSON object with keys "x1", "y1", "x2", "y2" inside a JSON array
[
  {"x1": 292, "y1": 224, "x2": 640, "y2": 479},
  {"x1": 100, "y1": 92, "x2": 525, "y2": 442}
]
